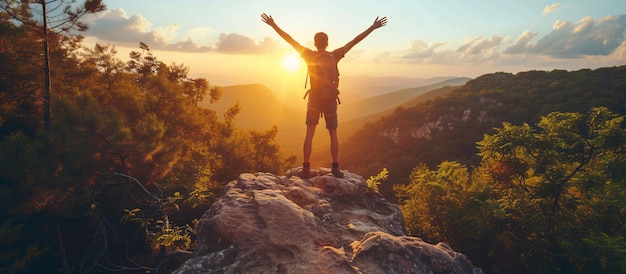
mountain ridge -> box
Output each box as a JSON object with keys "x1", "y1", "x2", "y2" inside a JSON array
[
  {"x1": 338, "y1": 75, "x2": 465, "y2": 99},
  {"x1": 339, "y1": 65, "x2": 626, "y2": 200},
  {"x1": 340, "y1": 77, "x2": 471, "y2": 121}
]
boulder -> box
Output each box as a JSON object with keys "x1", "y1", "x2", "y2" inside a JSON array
[{"x1": 174, "y1": 168, "x2": 482, "y2": 274}]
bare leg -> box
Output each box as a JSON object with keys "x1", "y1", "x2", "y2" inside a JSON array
[
  {"x1": 329, "y1": 128, "x2": 343, "y2": 178},
  {"x1": 303, "y1": 125, "x2": 317, "y2": 163},
  {"x1": 329, "y1": 128, "x2": 339, "y2": 163}
]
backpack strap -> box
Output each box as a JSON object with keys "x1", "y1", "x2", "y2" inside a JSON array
[{"x1": 303, "y1": 69, "x2": 310, "y2": 100}]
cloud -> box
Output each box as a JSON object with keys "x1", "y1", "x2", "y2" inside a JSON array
[
  {"x1": 553, "y1": 20, "x2": 571, "y2": 31},
  {"x1": 543, "y1": 3, "x2": 562, "y2": 15},
  {"x1": 83, "y1": 8, "x2": 282, "y2": 54},
  {"x1": 401, "y1": 40, "x2": 449, "y2": 61},
  {"x1": 460, "y1": 36, "x2": 504, "y2": 55},
  {"x1": 573, "y1": 16, "x2": 595, "y2": 33},
  {"x1": 611, "y1": 40, "x2": 626, "y2": 59},
  {"x1": 457, "y1": 36, "x2": 504, "y2": 64},
  {"x1": 383, "y1": 14, "x2": 626, "y2": 70},
  {"x1": 83, "y1": 8, "x2": 169, "y2": 46},
  {"x1": 504, "y1": 30, "x2": 538, "y2": 54},
  {"x1": 456, "y1": 37, "x2": 483, "y2": 53},
  {"x1": 502, "y1": 15, "x2": 626, "y2": 58},
  {"x1": 530, "y1": 15, "x2": 626, "y2": 58},
  {"x1": 395, "y1": 36, "x2": 504, "y2": 65},
  {"x1": 214, "y1": 34, "x2": 280, "y2": 54}
]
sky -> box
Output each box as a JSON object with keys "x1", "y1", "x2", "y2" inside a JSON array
[{"x1": 80, "y1": 0, "x2": 626, "y2": 92}]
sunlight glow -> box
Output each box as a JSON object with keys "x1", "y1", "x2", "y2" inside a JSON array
[{"x1": 281, "y1": 53, "x2": 302, "y2": 72}]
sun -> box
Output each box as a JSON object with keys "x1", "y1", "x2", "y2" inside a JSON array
[{"x1": 281, "y1": 52, "x2": 302, "y2": 72}]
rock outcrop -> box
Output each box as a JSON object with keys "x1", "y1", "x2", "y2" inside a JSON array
[{"x1": 174, "y1": 168, "x2": 483, "y2": 274}]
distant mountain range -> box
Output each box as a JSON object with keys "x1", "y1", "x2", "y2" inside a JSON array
[
  {"x1": 198, "y1": 76, "x2": 471, "y2": 156},
  {"x1": 340, "y1": 77, "x2": 471, "y2": 121},
  {"x1": 338, "y1": 75, "x2": 468, "y2": 100}
]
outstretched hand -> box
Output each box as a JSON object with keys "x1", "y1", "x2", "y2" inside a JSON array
[
  {"x1": 372, "y1": 16, "x2": 388, "y2": 29},
  {"x1": 261, "y1": 13, "x2": 276, "y2": 27}
]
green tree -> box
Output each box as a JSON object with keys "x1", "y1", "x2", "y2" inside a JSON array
[
  {"x1": 476, "y1": 106, "x2": 626, "y2": 272},
  {"x1": 1, "y1": 0, "x2": 106, "y2": 131},
  {"x1": 0, "y1": 27, "x2": 295, "y2": 271},
  {"x1": 397, "y1": 107, "x2": 626, "y2": 273}
]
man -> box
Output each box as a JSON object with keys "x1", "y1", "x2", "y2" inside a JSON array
[{"x1": 261, "y1": 13, "x2": 387, "y2": 178}]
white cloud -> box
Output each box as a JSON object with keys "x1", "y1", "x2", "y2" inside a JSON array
[
  {"x1": 531, "y1": 15, "x2": 626, "y2": 58},
  {"x1": 611, "y1": 40, "x2": 626, "y2": 59},
  {"x1": 84, "y1": 8, "x2": 165, "y2": 46},
  {"x1": 214, "y1": 34, "x2": 281, "y2": 54},
  {"x1": 83, "y1": 8, "x2": 283, "y2": 54},
  {"x1": 402, "y1": 40, "x2": 448, "y2": 59},
  {"x1": 183, "y1": 27, "x2": 215, "y2": 45},
  {"x1": 504, "y1": 30, "x2": 538, "y2": 54},
  {"x1": 503, "y1": 15, "x2": 626, "y2": 59},
  {"x1": 456, "y1": 36, "x2": 504, "y2": 64},
  {"x1": 553, "y1": 20, "x2": 571, "y2": 31},
  {"x1": 468, "y1": 36, "x2": 503, "y2": 55},
  {"x1": 81, "y1": 8, "x2": 626, "y2": 71},
  {"x1": 394, "y1": 36, "x2": 505, "y2": 65},
  {"x1": 573, "y1": 16, "x2": 594, "y2": 33},
  {"x1": 543, "y1": 3, "x2": 562, "y2": 15},
  {"x1": 456, "y1": 37, "x2": 484, "y2": 53},
  {"x1": 381, "y1": 14, "x2": 626, "y2": 70},
  {"x1": 153, "y1": 23, "x2": 180, "y2": 43}
]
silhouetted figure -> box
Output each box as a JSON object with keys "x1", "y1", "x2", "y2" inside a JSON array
[{"x1": 262, "y1": 13, "x2": 387, "y2": 178}]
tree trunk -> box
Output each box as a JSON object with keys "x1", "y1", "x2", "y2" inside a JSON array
[{"x1": 42, "y1": 2, "x2": 52, "y2": 131}]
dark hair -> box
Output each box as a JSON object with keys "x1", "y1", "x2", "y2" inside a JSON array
[{"x1": 314, "y1": 32, "x2": 328, "y2": 48}]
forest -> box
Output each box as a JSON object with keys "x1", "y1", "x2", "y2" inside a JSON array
[
  {"x1": 2, "y1": 1, "x2": 626, "y2": 273},
  {"x1": 394, "y1": 107, "x2": 626, "y2": 273},
  {"x1": 342, "y1": 66, "x2": 626, "y2": 198},
  {"x1": 1, "y1": 2, "x2": 294, "y2": 273},
  {"x1": 340, "y1": 66, "x2": 626, "y2": 273}
]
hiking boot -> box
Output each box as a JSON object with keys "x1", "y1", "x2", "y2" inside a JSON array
[
  {"x1": 331, "y1": 162, "x2": 344, "y2": 178},
  {"x1": 299, "y1": 162, "x2": 312, "y2": 179}
]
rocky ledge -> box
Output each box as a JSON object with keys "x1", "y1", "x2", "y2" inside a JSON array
[{"x1": 174, "y1": 168, "x2": 483, "y2": 274}]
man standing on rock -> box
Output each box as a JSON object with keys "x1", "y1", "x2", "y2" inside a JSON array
[{"x1": 261, "y1": 13, "x2": 387, "y2": 179}]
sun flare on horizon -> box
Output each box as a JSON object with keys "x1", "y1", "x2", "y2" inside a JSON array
[{"x1": 281, "y1": 52, "x2": 302, "y2": 73}]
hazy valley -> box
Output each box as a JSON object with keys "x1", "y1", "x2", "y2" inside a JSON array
[{"x1": 199, "y1": 76, "x2": 471, "y2": 156}]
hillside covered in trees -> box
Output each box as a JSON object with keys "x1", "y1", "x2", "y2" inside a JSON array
[
  {"x1": 0, "y1": 4, "x2": 294, "y2": 272},
  {"x1": 342, "y1": 66, "x2": 626, "y2": 199},
  {"x1": 339, "y1": 66, "x2": 626, "y2": 273}
]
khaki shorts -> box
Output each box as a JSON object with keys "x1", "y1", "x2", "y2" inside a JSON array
[{"x1": 306, "y1": 99, "x2": 338, "y2": 129}]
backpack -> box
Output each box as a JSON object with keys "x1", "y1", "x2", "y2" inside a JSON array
[{"x1": 304, "y1": 51, "x2": 340, "y2": 103}]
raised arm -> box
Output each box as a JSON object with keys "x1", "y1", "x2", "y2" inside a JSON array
[
  {"x1": 261, "y1": 13, "x2": 305, "y2": 53},
  {"x1": 343, "y1": 16, "x2": 387, "y2": 53}
]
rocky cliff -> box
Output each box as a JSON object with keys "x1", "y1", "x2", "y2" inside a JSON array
[{"x1": 174, "y1": 169, "x2": 483, "y2": 274}]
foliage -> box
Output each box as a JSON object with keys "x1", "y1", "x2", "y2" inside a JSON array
[
  {"x1": 0, "y1": 0, "x2": 106, "y2": 130},
  {"x1": 396, "y1": 107, "x2": 626, "y2": 273},
  {"x1": 0, "y1": 220, "x2": 49, "y2": 274},
  {"x1": 121, "y1": 207, "x2": 196, "y2": 253},
  {"x1": 0, "y1": 11, "x2": 295, "y2": 272},
  {"x1": 343, "y1": 66, "x2": 626, "y2": 202},
  {"x1": 366, "y1": 168, "x2": 388, "y2": 193}
]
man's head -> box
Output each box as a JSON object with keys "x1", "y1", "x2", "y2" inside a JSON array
[{"x1": 314, "y1": 32, "x2": 328, "y2": 51}]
